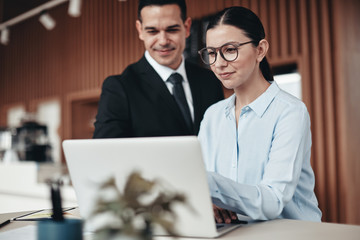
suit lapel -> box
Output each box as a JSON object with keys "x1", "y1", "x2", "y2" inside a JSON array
[
  {"x1": 185, "y1": 61, "x2": 203, "y2": 133},
  {"x1": 135, "y1": 57, "x2": 190, "y2": 131},
  {"x1": 136, "y1": 57, "x2": 171, "y2": 99}
]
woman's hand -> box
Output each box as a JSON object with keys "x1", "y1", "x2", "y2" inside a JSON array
[{"x1": 213, "y1": 204, "x2": 238, "y2": 223}]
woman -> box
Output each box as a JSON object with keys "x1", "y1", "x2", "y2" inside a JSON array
[{"x1": 197, "y1": 6, "x2": 322, "y2": 223}]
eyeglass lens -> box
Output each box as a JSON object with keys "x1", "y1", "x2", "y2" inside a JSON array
[{"x1": 199, "y1": 43, "x2": 239, "y2": 65}]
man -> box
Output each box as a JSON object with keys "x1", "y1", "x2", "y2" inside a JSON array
[{"x1": 93, "y1": 0, "x2": 224, "y2": 138}]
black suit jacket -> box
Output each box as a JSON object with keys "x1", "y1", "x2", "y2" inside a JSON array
[{"x1": 93, "y1": 56, "x2": 224, "y2": 138}]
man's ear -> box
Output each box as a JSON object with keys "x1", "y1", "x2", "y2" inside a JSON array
[
  {"x1": 136, "y1": 20, "x2": 144, "y2": 40},
  {"x1": 256, "y1": 39, "x2": 269, "y2": 62},
  {"x1": 184, "y1": 17, "x2": 192, "y2": 38}
]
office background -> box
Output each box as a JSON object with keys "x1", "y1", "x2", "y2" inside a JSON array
[{"x1": 0, "y1": 0, "x2": 359, "y2": 225}]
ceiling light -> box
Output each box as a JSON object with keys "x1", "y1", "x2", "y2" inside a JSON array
[
  {"x1": 1, "y1": 28, "x2": 10, "y2": 45},
  {"x1": 68, "y1": 0, "x2": 82, "y2": 17},
  {"x1": 38, "y1": 12, "x2": 56, "y2": 30}
]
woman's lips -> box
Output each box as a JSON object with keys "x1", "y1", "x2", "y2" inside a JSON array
[{"x1": 219, "y1": 72, "x2": 234, "y2": 79}]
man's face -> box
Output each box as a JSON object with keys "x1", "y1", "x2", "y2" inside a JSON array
[{"x1": 136, "y1": 4, "x2": 191, "y2": 70}]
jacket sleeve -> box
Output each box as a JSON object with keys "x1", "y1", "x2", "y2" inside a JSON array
[{"x1": 93, "y1": 76, "x2": 132, "y2": 138}]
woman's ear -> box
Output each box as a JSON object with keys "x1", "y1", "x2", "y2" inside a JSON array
[{"x1": 256, "y1": 39, "x2": 269, "y2": 62}]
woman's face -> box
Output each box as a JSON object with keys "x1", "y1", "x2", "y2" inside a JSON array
[{"x1": 206, "y1": 24, "x2": 261, "y2": 90}]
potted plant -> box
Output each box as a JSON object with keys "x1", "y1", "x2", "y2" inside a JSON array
[{"x1": 88, "y1": 171, "x2": 188, "y2": 240}]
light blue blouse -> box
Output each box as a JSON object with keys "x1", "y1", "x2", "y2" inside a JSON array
[{"x1": 198, "y1": 82, "x2": 322, "y2": 221}]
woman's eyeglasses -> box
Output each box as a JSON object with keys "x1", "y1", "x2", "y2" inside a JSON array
[{"x1": 198, "y1": 41, "x2": 255, "y2": 65}]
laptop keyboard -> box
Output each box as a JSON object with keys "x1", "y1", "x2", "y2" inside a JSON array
[
  {"x1": 216, "y1": 219, "x2": 247, "y2": 229},
  {"x1": 216, "y1": 224, "x2": 225, "y2": 229}
]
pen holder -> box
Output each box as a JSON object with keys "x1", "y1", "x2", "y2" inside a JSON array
[{"x1": 37, "y1": 219, "x2": 83, "y2": 240}]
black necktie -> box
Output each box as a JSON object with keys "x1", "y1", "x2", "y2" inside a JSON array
[{"x1": 167, "y1": 73, "x2": 193, "y2": 132}]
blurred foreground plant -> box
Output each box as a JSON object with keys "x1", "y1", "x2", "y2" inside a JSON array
[{"x1": 89, "y1": 171, "x2": 188, "y2": 240}]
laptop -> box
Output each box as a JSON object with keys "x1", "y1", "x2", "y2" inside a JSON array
[{"x1": 62, "y1": 136, "x2": 243, "y2": 238}]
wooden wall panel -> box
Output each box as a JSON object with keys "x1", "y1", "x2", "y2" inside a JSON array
[
  {"x1": 0, "y1": 0, "x2": 359, "y2": 225},
  {"x1": 288, "y1": 1, "x2": 299, "y2": 57},
  {"x1": 320, "y1": 0, "x2": 339, "y2": 222},
  {"x1": 279, "y1": 0, "x2": 288, "y2": 57},
  {"x1": 332, "y1": 0, "x2": 360, "y2": 225},
  {"x1": 309, "y1": 0, "x2": 328, "y2": 221}
]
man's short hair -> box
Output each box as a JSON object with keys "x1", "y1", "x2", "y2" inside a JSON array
[{"x1": 138, "y1": 0, "x2": 187, "y2": 22}]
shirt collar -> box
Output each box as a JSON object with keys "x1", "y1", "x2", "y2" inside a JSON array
[
  {"x1": 224, "y1": 94, "x2": 236, "y2": 119},
  {"x1": 224, "y1": 81, "x2": 280, "y2": 118},
  {"x1": 249, "y1": 81, "x2": 280, "y2": 117},
  {"x1": 145, "y1": 51, "x2": 187, "y2": 83}
]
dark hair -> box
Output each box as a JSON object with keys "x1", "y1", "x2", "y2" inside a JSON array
[
  {"x1": 207, "y1": 7, "x2": 273, "y2": 82},
  {"x1": 138, "y1": 0, "x2": 187, "y2": 22}
]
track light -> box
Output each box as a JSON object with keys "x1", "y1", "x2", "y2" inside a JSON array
[
  {"x1": 68, "y1": 0, "x2": 82, "y2": 17},
  {"x1": 38, "y1": 11, "x2": 56, "y2": 30},
  {"x1": 1, "y1": 28, "x2": 10, "y2": 45}
]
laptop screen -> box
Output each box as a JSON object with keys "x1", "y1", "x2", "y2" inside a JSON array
[{"x1": 63, "y1": 136, "x2": 225, "y2": 237}]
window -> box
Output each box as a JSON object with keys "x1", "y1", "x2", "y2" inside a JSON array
[{"x1": 272, "y1": 64, "x2": 302, "y2": 100}]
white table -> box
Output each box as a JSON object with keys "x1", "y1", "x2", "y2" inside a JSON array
[
  {"x1": 0, "y1": 163, "x2": 77, "y2": 213},
  {"x1": 1, "y1": 210, "x2": 360, "y2": 240}
]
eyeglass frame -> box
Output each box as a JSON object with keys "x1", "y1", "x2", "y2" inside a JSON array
[{"x1": 198, "y1": 40, "x2": 256, "y2": 65}]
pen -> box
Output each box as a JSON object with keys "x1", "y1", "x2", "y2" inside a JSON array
[
  {"x1": 0, "y1": 219, "x2": 11, "y2": 229},
  {"x1": 50, "y1": 180, "x2": 64, "y2": 221},
  {"x1": 7, "y1": 208, "x2": 77, "y2": 222},
  {"x1": 0, "y1": 209, "x2": 46, "y2": 229},
  {"x1": 12, "y1": 209, "x2": 44, "y2": 221}
]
